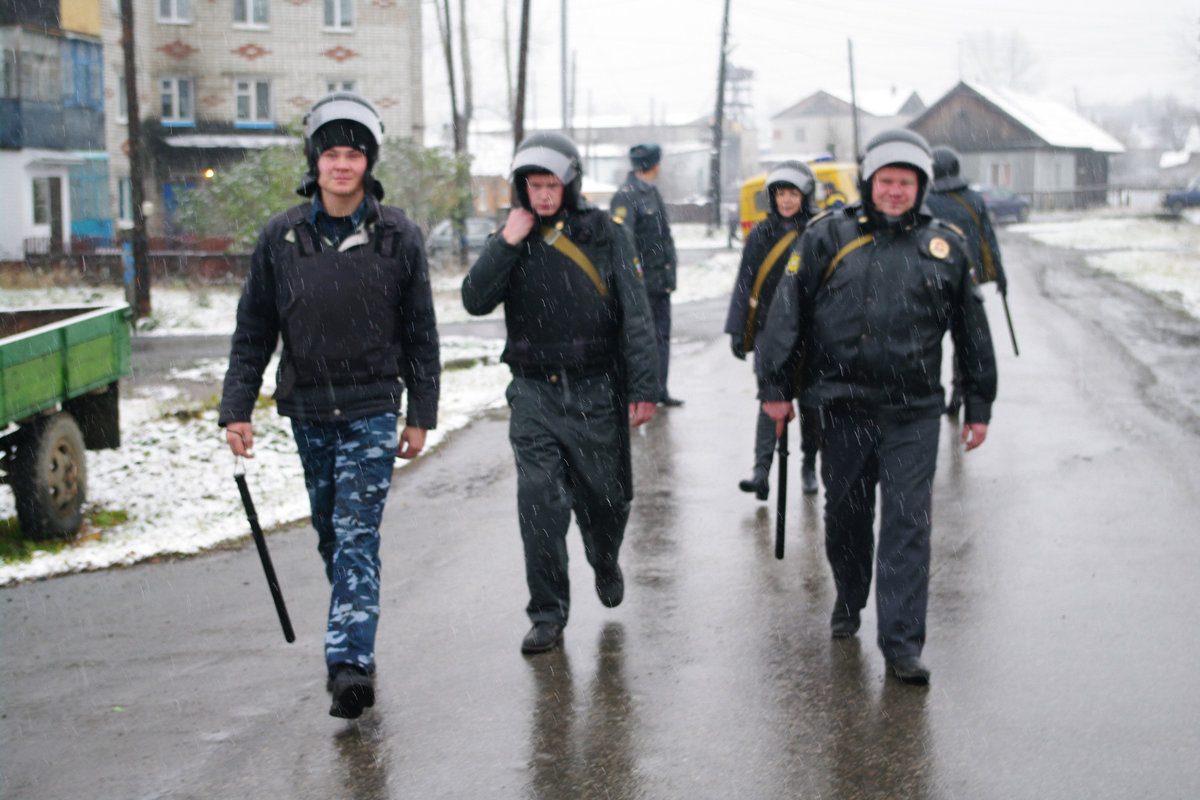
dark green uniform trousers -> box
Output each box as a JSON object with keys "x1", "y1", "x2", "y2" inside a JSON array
[{"x1": 506, "y1": 372, "x2": 629, "y2": 626}]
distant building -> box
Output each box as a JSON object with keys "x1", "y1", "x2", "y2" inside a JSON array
[
  {"x1": 0, "y1": 0, "x2": 109, "y2": 259},
  {"x1": 908, "y1": 81, "x2": 1126, "y2": 210},
  {"x1": 98, "y1": 0, "x2": 424, "y2": 242},
  {"x1": 456, "y1": 114, "x2": 757, "y2": 218},
  {"x1": 769, "y1": 87, "x2": 925, "y2": 163}
]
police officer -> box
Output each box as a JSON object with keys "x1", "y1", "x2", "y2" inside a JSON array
[
  {"x1": 725, "y1": 161, "x2": 821, "y2": 498},
  {"x1": 462, "y1": 133, "x2": 660, "y2": 655},
  {"x1": 756, "y1": 129, "x2": 997, "y2": 685},
  {"x1": 220, "y1": 91, "x2": 440, "y2": 718},
  {"x1": 611, "y1": 143, "x2": 682, "y2": 406},
  {"x1": 924, "y1": 145, "x2": 1009, "y2": 416}
]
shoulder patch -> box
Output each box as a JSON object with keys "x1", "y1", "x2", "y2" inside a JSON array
[
  {"x1": 612, "y1": 215, "x2": 624, "y2": 225},
  {"x1": 945, "y1": 221, "x2": 964, "y2": 236},
  {"x1": 785, "y1": 252, "x2": 801, "y2": 273},
  {"x1": 614, "y1": 206, "x2": 628, "y2": 220},
  {"x1": 929, "y1": 237, "x2": 950, "y2": 259}
]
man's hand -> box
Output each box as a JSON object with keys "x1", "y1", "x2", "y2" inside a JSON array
[
  {"x1": 398, "y1": 426, "x2": 427, "y2": 459},
  {"x1": 226, "y1": 421, "x2": 254, "y2": 457},
  {"x1": 962, "y1": 423, "x2": 988, "y2": 451},
  {"x1": 730, "y1": 334, "x2": 746, "y2": 360},
  {"x1": 501, "y1": 208, "x2": 536, "y2": 245},
  {"x1": 628, "y1": 401, "x2": 657, "y2": 428},
  {"x1": 761, "y1": 400, "x2": 795, "y2": 438}
]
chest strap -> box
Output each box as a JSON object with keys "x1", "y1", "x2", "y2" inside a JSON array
[
  {"x1": 823, "y1": 233, "x2": 875, "y2": 286},
  {"x1": 742, "y1": 229, "x2": 798, "y2": 351},
  {"x1": 540, "y1": 225, "x2": 609, "y2": 296},
  {"x1": 947, "y1": 191, "x2": 996, "y2": 282}
]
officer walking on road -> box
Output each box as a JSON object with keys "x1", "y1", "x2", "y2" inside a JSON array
[
  {"x1": 462, "y1": 133, "x2": 660, "y2": 655},
  {"x1": 725, "y1": 161, "x2": 821, "y2": 499},
  {"x1": 924, "y1": 145, "x2": 1010, "y2": 416},
  {"x1": 756, "y1": 129, "x2": 997, "y2": 685},
  {"x1": 219, "y1": 92, "x2": 440, "y2": 718},
  {"x1": 611, "y1": 143, "x2": 682, "y2": 406}
]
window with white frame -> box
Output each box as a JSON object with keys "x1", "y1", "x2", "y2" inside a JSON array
[
  {"x1": 233, "y1": 0, "x2": 268, "y2": 27},
  {"x1": 116, "y1": 75, "x2": 127, "y2": 121},
  {"x1": 160, "y1": 77, "x2": 193, "y2": 124},
  {"x1": 1, "y1": 43, "x2": 16, "y2": 99},
  {"x1": 32, "y1": 177, "x2": 51, "y2": 225},
  {"x1": 235, "y1": 78, "x2": 272, "y2": 125},
  {"x1": 323, "y1": 0, "x2": 353, "y2": 31},
  {"x1": 325, "y1": 78, "x2": 357, "y2": 94},
  {"x1": 117, "y1": 177, "x2": 133, "y2": 224},
  {"x1": 157, "y1": 0, "x2": 192, "y2": 23}
]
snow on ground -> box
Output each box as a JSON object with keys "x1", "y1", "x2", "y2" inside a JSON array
[
  {"x1": 0, "y1": 225, "x2": 739, "y2": 584},
  {"x1": 6, "y1": 215, "x2": 1196, "y2": 584},
  {"x1": 1015, "y1": 210, "x2": 1200, "y2": 319}
]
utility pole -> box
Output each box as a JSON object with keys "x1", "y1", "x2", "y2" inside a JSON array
[
  {"x1": 514, "y1": 0, "x2": 531, "y2": 149},
  {"x1": 561, "y1": 0, "x2": 568, "y2": 132},
  {"x1": 848, "y1": 38, "x2": 861, "y2": 162},
  {"x1": 708, "y1": 0, "x2": 731, "y2": 231},
  {"x1": 120, "y1": 0, "x2": 150, "y2": 320}
]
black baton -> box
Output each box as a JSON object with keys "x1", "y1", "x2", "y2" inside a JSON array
[
  {"x1": 234, "y1": 462, "x2": 295, "y2": 643},
  {"x1": 1001, "y1": 291, "x2": 1019, "y2": 357},
  {"x1": 775, "y1": 426, "x2": 788, "y2": 560}
]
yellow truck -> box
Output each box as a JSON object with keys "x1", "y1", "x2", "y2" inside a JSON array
[{"x1": 739, "y1": 160, "x2": 860, "y2": 237}]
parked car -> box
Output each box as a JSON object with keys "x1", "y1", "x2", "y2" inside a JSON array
[
  {"x1": 1162, "y1": 179, "x2": 1200, "y2": 213},
  {"x1": 426, "y1": 217, "x2": 494, "y2": 253},
  {"x1": 974, "y1": 185, "x2": 1032, "y2": 224}
]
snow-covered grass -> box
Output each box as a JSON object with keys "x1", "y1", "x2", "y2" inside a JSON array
[
  {"x1": 0, "y1": 230, "x2": 740, "y2": 584},
  {"x1": 1015, "y1": 211, "x2": 1200, "y2": 320},
  {"x1": 7, "y1": 213, "x2": 1196, "y2": 584}
]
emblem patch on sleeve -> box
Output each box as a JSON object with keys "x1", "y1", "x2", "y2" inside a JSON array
[
  {"x1": 615, "y1": 206, "x2": 628, "y2": 220},
  {"x1": 785, "y1": 252, "x2": 801, "y2": 273},
  {"x1": 929, "y1": 237, "x2": 950, "y2": 259}
]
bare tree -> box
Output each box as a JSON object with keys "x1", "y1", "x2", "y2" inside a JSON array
[
  {"x1": 959, "y1": 31, "x2": 1041, "y2": 92},
  {"x1": 434, "y1": 0, "x2": 475, "y2": 262}
]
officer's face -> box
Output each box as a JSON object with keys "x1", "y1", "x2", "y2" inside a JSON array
[
  {"x1": 317, "y1": 146, "x2": 368, "y2": 201},
  {"x1": 774, "y1": 186, "x2": 803, "y2": 219},
  {"x1": 871, "y1": 166, "x2": 920, "y2": 216},
  {"x1": 526, "y1": 174, "x2": 565, "y2": 216}
]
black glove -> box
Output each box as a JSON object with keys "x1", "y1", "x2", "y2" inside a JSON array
[{"x1": 730, "y1": 334, "x2": 746, "y2": 360}]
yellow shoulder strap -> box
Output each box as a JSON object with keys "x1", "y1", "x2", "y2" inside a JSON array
[
  {"x1": 742, "y1": 229, "x2": 799, "y2": 351},
  {"x1": 947, "y1": 192, "x2": 996, "y2": 281},
  {"x1": 823, "y1": 233, "x2": 874, "y2": 285},
  {"x1": 540, "y1": 225, "x2": 609, "y2": 296}
]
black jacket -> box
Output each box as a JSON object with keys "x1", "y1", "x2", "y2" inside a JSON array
[
  {"x1": 219, "y1": 197, "x2": 440, "y2": 428},
  {"x1": 610, "y1": 172, "x2": 677, "y2": 296},
  {"x1": 756, "y1": 203, "x2": 997, "y2": 424},
  {"x1": 461, "y1": 204, "x2": 660, "y2": 403},
  {"x1": 724, "y1": 212, "x2": 807, "y2": 348},
  {"x1": 924, "y1": 187, "x2": 1008, "y2": 294}
]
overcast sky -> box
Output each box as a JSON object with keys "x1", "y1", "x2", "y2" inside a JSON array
[{"x1": 421, "y1": 0, "x2": 1200, "y2": 146}]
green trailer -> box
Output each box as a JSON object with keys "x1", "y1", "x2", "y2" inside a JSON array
[{"x1": 1, "y1": 304, "x2": 132, "y2": 539}]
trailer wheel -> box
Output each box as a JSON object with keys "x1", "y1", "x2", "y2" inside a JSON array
[{"x1": 14, "y1": 413, "x2": 87, "y2": 540}]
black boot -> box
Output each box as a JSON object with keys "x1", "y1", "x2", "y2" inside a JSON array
[
  {"x1": 521, "y1": 621, "x2": 563, "y2": 655},
  {"x1": 738, "y1": 474, "x2": 769, "y2": 501},
  {"x1": 328, "y1": 664, "x2": 375, "y2": 719},
  {"x1": 801, "y1": 456, "x2": 818, "y2": 495},
  {"x1": 595, "y1": 563, "x2": 624, "y2": 608}
]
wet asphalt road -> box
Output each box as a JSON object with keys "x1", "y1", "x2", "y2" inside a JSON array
[{"x1": 4, "y1": 232, "x2": 1200, "y2": 799}]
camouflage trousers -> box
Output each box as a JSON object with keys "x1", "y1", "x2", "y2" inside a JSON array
[{"x1": 292, "y1": 413, "x2": 398, "y2": 677}]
